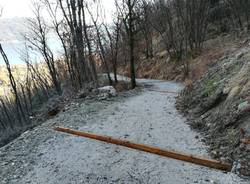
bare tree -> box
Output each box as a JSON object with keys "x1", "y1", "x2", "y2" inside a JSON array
[
  {"x1": 19, "y1": 41, "x2": 51, "y2": 99},
  {"x1": 0, "y1": 97, "x2": 14, "y2": 130},
  {"x1": 86, "y1": 3, "x2": 113, "y2": 85},
  {"x1": 152, "y1": 0, "x2": 210, "y2": 75},
  {"x1": 42, "y1": 0, "x2": 76, "y2": 86},
  {"x1": 25, "y1": 1, "x2": 62, "y2": 94},
  {"x1": 58, "y1": 0, "x2": 97, "y2": 89},
  {"x1": 224, "y1": 0, "x2": 250, "y2": 30},
  {"x1": 0, "y1": 44, "x2": 28, "y2": 126},
  {"x1": 104, "y1": 16, "x2": 122, "y2": 83},
  {"x1": 137, "y1": 0, "x2": 154, "y2": 58},
  {"x1": 81, "y1": 5, "x2": 99, "y2": 87},
  {"x1": 116, "y1": 0, "x2": 138, "y2": 89}
]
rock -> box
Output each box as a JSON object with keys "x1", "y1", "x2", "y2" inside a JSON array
[
  {"x1": 77, "y1": 86, "x2": 117, "y2": 100},
  {"x1": 98, "y1": 86, "x2": 117, "y2": 97},
  {"x1": 240, "y1": 160, "x2": 250, "y2": 176},
  {"x1": 241, "y1": 80, "x2": 250, "y2": 93},
  {"x1": 223, "y1": 87, "x2": 230, "y2": 95},
  {"x1": 222, "y1": 62, "x2": 232, "y2": 70},
  {"x1": 201, "y1": 138, "x2": 206, "y2": 142},
  {"x1": 44, "y1": 95, "x2": 62, "y2": 117},
  {"x1": 220, "y1": 157, "x2": 227, "y2": 163},
  {"x1": 97, "y1": 93, "x2": 110, "y2": 100},
  {"x1": 204, "y1": 178, "x2": 210, "y2": 182},
  {"x1": 211, "y1": 150, "x2": 218, "y2": 158},
  {"x1": 238, "y1": 101, "x2": 250, "y2": 112},
  {"x1": 91, "y1": 88, "x2": 99, "y2": 95},
  {"x1": 239, "y1": 143, "x2": 246, "y2": 151},
  {"x1": 242, "y1": 37, "x2": 250, "y2": 44},
  {"x1": 97, "y1": 86, "x2": 117, "y2": 100},
  {"x1": 47, "y1": 106, "x2": 60, "y2": 117},
  {"x1": 232, "y1": 161, "x2": 241, "y2": 174},
  {"x1": 228, "y1": 86, "x2": 241, "y2": 99},
  {"x1": 77, "y1": 89, "x2": 90, "y2": 98},
  {"x1": 236, "y1": 51, "x2": 245, "y2": 59},
  {"x1": 246, "y1": 145, "x2": 250, "y2": 152},
  {"x1": 210, "y1": 180, "x2": 219, "y2": 184}
]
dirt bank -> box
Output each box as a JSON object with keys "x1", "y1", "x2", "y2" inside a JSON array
[
  {"x1": 118, "y1": 34, "x2": 242, "y2": 83},
  {"x1": 0, "y1": 79, "x2": 248, "y2": 183},
  {"x1": 178, "y1": 41, "x2": 250, "y2": 176}
]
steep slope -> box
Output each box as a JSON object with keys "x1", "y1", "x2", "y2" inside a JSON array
[{"x1": 178, "y1": 40, "x2": 250, "y2": 176}]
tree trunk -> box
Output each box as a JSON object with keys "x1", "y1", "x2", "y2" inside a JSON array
[{"x1": 128, "y1": 0, "x2": 136, "y2": 89}]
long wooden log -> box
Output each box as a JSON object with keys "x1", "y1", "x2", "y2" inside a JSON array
[
  {"x1": 241, "y1": 139, "x2": 250, "y2": 144},
  {"x1": 149, "y1": 89, "x2": 178, "y2": 94},
  {"x1": 54, "y1": 127, "x2": 232, "y2": 172}
]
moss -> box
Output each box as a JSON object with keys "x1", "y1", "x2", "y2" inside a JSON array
[
  {"x1": 169, "y1": 53, "x2": 181, "y2": 63},
  {"x1": 227, "y1": 128, "x2": 239, "y2": 145},
  {"x1": 169, "y1": 50, "x2": 199, "y2": 64},
  {"x1": 202, "y1": 74, "x2": 221, "y2": 97},
  {"x1": 231, "y1": 63, "x2": 243, "y2": 74}
]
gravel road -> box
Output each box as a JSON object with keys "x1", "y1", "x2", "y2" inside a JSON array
[{"x1": 0, "y1": 78, "x2": 249, "y2": 184}]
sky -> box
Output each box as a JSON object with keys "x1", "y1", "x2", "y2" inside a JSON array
[
  {"x1": 0, "y1": 0, "x2": 33, "y2": 18},
  {"x1": 0, "y1": 0, "x2": 116, "y2": 21},
  {"x1": 0, "y1": 0, "x2": 116, "y2": 65}
]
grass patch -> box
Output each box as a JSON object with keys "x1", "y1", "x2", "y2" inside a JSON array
[
  {"x1": 227, "y1": 128, "x2": 239, "y2": 145},
  {"x1": 202, "y1": 74, "x2": 221, "y2": 97}
]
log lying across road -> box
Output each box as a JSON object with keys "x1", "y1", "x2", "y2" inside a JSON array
[
  {"x1": 241, "y1": 139, "x2": 250, "y2": 144},
  {"x1": 55, "y1": 127, "x2": 232, "y2": 172},
  {"x1": 149, "y1": 89, "x2": 178, "y2": 94}
]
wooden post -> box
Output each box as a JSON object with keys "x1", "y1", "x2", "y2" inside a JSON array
[{"x1": 54, "y1": 127, "x2": 232, "y2": 172}]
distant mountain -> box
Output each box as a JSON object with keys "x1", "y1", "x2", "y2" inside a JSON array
[{"x1": 0, "y1": 17, "x2": 30, "y2": 42}]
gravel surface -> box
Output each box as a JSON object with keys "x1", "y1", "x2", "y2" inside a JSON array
[{"x1": 0, "y1": 78, "x2": 249, "y2": 184}]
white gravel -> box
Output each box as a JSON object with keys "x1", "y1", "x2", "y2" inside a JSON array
[{"x1": 1, "y1": 78, "x2": 249, "y2": 184}]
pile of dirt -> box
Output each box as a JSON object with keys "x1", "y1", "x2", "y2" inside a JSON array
[{"x1": 177, "y1": 40, "x2": 250, "y2": 176}]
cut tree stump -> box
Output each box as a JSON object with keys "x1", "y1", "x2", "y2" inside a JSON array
[{"x1": 54, "y1": 127, "x2": 232, "y2": 172}]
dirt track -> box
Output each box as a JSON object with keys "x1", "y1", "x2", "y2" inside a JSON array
[{"x1": 0, "y1": 78, "x2": 248, "y2": 184}]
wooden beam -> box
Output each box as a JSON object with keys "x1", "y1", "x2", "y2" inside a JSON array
[
  {"x1": 149, "y1": 89, "x2": 178, "y2": 94},
  {"x1": 241, "y1": 139, "x2": 250, "y2": 144},
  {"x1": 54, "y1": 127, "x2": 232, "y2": 172}
]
